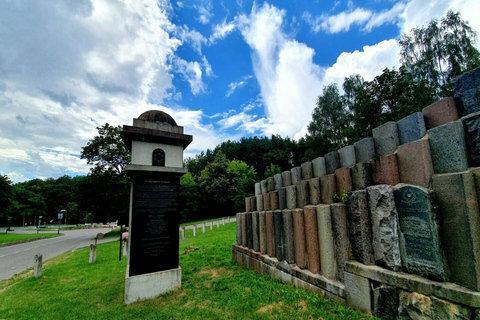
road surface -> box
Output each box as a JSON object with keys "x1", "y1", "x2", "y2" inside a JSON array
[{"x1": 0, "y1": 228, "x2": 117, "y2": 280}]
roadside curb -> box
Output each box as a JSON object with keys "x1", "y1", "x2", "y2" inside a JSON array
[{"x1": 0, "y1": 234, "x2": 63, "y2": 248}]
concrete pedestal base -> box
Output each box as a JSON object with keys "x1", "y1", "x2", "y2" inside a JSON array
[{"x1": 124, "y1": 267, "x2": 182, "y2": 305}]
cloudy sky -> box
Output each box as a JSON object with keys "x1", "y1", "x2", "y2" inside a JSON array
[{"x1": 1, "y1": 0, "x2": 479, "y2": 183}]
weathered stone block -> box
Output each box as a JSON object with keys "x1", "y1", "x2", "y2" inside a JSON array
[
  {"x1": 320, "y1": 174, "x2": 336, "y2": 204},
  {"x1": 396, "y1": 139, "x2": 434, "y2": 189},
  {"x1": 372, "y1": 284, "x2": 398, "y2": 320},
  {"x1": 263, "y1": 193, "x2": 271, "y2": 211},
  {"x1": 296, "y1": 180, "x2": 309, "y2": 208},
  {"x1": 397, "y1": 112, "x2": 427, "y2": 145},
  {"x1": 462, "y1": 111, "x2": 480, "y2": 167},
  {"x1": 278, "y1": 188, "x2": 286, "y2": 210},
  {"x1": 398, "y1": 291, "x2": 432, "y2": 320},
  {"x1": 256, "y1": 195, "x2": 263, "y2": 214},
  {"x1": 259, "y1": 211, "x2": 266, "y2": 254},
  {"x1": 291, "y1": 166, "x2": 302, "y2": 185},
  {"x1": 286, "y1": 185, "x2": 296, "y2": 209},
  {"x1": 432, "y1": 171, "x2": 480, "y2": 291},
  {"x1": 393, "y1": 184, "x2": 446, "y2": 281},
  {"x1": 452, "y1": 66, "x2": 480, "y2": 116},
  {"x1": 367, "y1": 185, "x2": 402, "y2": 271},
  {"x1": 274, "y1": 210, "x2": 284, "y2": 261},
  {"x1": 304, "y1": 206, "x2": 320, "y2": 274},
  {"x1": 274, "y1": 173, "x2": 283, "y2": 191},
  {"x1": 371, "y1": 154, "x2": 400, "y2": 186},
  {"x1": 282, "y1": 171, "x2": 292, "y2": 187},
  {"x1": 292, "y1": 208, "x2": 307, "y2": 269},
  {"x1": 282, "y1": 210, "x2": 295, "y2": 264},
  {"x1": 308, "y1": 178, "x2": 321, "y2": 205},
  {"x1": 236, "y1": 213, "x2": 243, "y2": 245},
  {"x1": 339, "y1": 145, "x2": 356, "y2": 168},
  {"x1": 373, "y1": 121, "x2": 400, "y2": 157},
  {"x1": 344, "y1": 272, "x2": 371, "y2": 314},
  {"x1": 265, "y1": 211, "x2": 275, "y2": 257},
  {"x1": 335, "y1": 167, "x2": 352, "y2": 197},
  {"x1": 312, "y1": 156, "x2": 326, "y2": 177},
  {"x1": 346, "y1": 190, "x2": 374, "y2": 265},
  {"x1": 316, "y1": 205, "x2": 337, "y2": 280},
  {"x1": 431, "y1": 297, "x2": 472, "y2": 320},
  {"x1": 354, "y1": 137, "x2": 376, "y2": 163},
  {"x1": 245, "y1": 197, "x2": 251, "y2": 212},
  {"x1": 250, "y1": 196, "x2": 256, "y2": 212},
  {"x1": 428, "y1": 121, "x2": 468, "y2": 174},
  {"x1": 255, "y1": 183, "x2": 261, "y2": 196},
  {"x1": 325, "y1": 151, "x2": 340, "y2": 174},
  {"x1": 246, "y1": 212, "x2": 253, "y2": 249},
  {"x1": 423, "y1": 97, "x2": 459, "y2": 129},
  {"x1": 270, "y1": 191, "x2": 279, "y2": 211},
  {"x1": 301, "y1": 162, "x2": 313, "y2": 180},
  {"x1": 330, "y1": 203, "x2": 351, "y2": 282},
  {"x1": 260, "y1": 180, "x2": 268, "y2": 194},
  {"x1": 252, "y1": 212, "x2": 260, "y2": 252},
  {"x1": 241, "y1": 213, "x2": 247, "y2": 247},
  {"x1": 351, "y1": 162, "x2": 373, "y2": 190},
  {"x1": 267, "y1": 177, "x2": 275, "y2": 192}
]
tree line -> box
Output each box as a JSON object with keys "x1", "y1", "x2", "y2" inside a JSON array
[{"x1": 1, "y1": 11, "x2": 479, "y2": 226}]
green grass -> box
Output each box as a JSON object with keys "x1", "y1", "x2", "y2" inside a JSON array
[
  {"x1": 0, "y1": 223, "x2": 374, "y2": 320},
  {"x1": 0, "y1": 233, "x2": 60, "y2": 245},
  {"x1": 103, "y1": 227, "x2": 123, "y2": 238}
]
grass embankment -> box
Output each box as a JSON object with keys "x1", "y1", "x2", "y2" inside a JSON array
[
  {"x1": 0, "y1": 233, "x2": 60, "y2": 245},
  {"x1": 0, "y1": 223, "x2": 374, "y2": 319}
]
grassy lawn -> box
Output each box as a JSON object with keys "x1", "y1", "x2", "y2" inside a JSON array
[
  {"x1": 0, "y1": 233, "x2": 60, "y2": 245},
  {"x1": 0, "y1": 222, "x2": 374, "y2": 320}
]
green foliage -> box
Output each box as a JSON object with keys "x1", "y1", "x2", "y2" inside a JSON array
[
  {"x1": 180, "y1": 172, "x2": 203, "y2": 223},
  {"x1": 263, "y1": 163, "x2": 281, "y2": 179},
  {"x1": 400, "y1": 10, "x2": 480, "y2": 97},
  {"x1": 0, "y1": 175, "x2": 16, "y2": 225}
]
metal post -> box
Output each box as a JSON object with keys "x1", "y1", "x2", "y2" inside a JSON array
[{"x1": 119, "y1": 225, "x2": 123, "y2": 261}]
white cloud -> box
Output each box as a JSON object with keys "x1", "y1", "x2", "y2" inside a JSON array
[
  {"x1": 202, "y1": 56, "x2": 214, "y2": 77},
  {"x1": 303, "y1": 8, "x2": 372, "y2": 34},
  {"x1": 172, "y1": 57, "x2": 205, "y2": 95},
  {"x1": 226, "y1": 75, "x2": 252, "y2": 97},
  {"x1": 176, "y1": 25, "x2": 207, "y2": 55},
  {"x1": 363, "y1": 2, "x2": 406, "y2": 32},
  {"x1": 209, "y1": 20, "x2": 236, "y2": 43},
  {"x1": 196, "y1": 3, "x2": 213, "y2": 24}
]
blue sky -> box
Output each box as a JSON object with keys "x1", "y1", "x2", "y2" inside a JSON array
[{"x1": 0, "y1": 0, "x2": 479, "y2": 183}]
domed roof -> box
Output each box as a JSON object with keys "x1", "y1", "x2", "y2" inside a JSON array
[{"x1": 137, "y1": 110, "x2": 177, "y2": 126}]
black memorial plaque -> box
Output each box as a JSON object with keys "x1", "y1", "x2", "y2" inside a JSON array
[{"x1": 129, "y1": 171, "x2": 181, "y2": 277}]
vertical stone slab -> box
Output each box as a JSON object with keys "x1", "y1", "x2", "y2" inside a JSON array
[
  {"x1": 255, "y1": 182, "x2": 261, "y2": 196},
  {"x1": 344, "y1": 272, "x2": 371, "y2": 314},
  {"x1": 462, "y1": 111, "x2": 480, "y2": 167},
  {"x1": 330, "y1": 203, "x2": 350, "y2": 282},
  {"x1": 354, "y1": 137, "x2": 376, "y2": 163},
  {"x1": 394, "y1": 184, "x2": 446, "y2": 281},
  {"x1": 396, "y1": 139, "x2": 434, "y2": 189},
  {"x1": 291, "y1": 166, "x2": 302, "y2": 185},
  {"x1": 372, "y1": 284, "x2": 398, "y2": 320},
  {"x1": 351, "y1": 162, "x2": 373, "y2": 190},
  {"x1": 292, "y1": 208, "x2": 307, "y2": 268},
  {"x1": 346, "y1": 190, "x2": 374, "y2": 265},
  {"x1": 428, "y1": 121, "x2": 469, "y2": 174},
  {"x1": 273, "y1": 210, "x2": 284, "y2": 261},
  {"x1": 245, "y1": 212, "x2": 253, "y2": 249},
  {"x1": 320, "y1": 174, "x2": 336, "y2": 204},
  {"x1": 259, "y1": 211, "x2": 267, "y2": 254},
  {"x1": 304, "y1": 206, "x2": 320, "y2": 274},
  {"x1": 316, "y1": 205, "x2": 337, "y2": 280},
  {"x1": 373, "y1": 121, "x2": 400, "y2": 157},
  {"x1": 274, "y1": 173, "x2": 283, "y2": 191},
  {"x1": 339, "y1": 145, "x2": 356, "y2": 168},
  {"x1": 34, "y1": 253, "x2": 43, "y2": 278},
  {"x1": 452, "y1": 67, "x2": 480, "y2": 116},
  {"x1": 301, "y1": 162, "x2": 313, "y2": 180},
  {"x1": 262, "y1": 193, "x2": 271, "y2": 211},
  {"x1": 256, "y1": 195, "x2": 263, "y2": 214},
  {"x1": 308, "y1": 178, "x2": 321, "y2": 205},
  {"x1": 398, "y1": 291, "x2": 433, "y2": 320},
  {"x1": 335, "y1": 167, "x2": 352, "y2": 197},
  {"x1": 296, "y1": 180, "x2": 309, "y2": 208},
  {"x1": 193, "y1": 225, "x2": 196, "y2": 237},
  {"x1": 423, "y1": 97, "x2": 459, "y2": 130},
  {"x1": 267, "y1": 177, "x2": 275, "y2": 192},
  {"x1": 241, "y1": 213, "x2": 247, "y2": 247},
  {"x1": 286, "y1": 185, "x2": 297, "y2": 209},
  {"x1": 397, "y1": 112, "x2": 426, "y2": 145},
  {"x1": 260, "y1": 180, "x2": 268, "y2": 194},
  {"x1": 265, "y1": 211, "x2": 275, "y2": 257},
  {"x1": 370, "y1": 154, "x2": 400, "y2": 186},
  {"x1": 250, "y1": 196, "x2": 256, "y2": 212},
  {"x1": 278, "y1": 188, "x2": 286, "y2": 210},
  {"x1": 269, "y1": 191, "x2": 279, "y2": 210},
  {"x1": 367, "y1": 185, "x2": 402, "y2": 271},
  {"x1": 282, "y1": 210, "x2": 295, "y2": 264},
  {"x1": 282, "y1": 171, "x2": 292, "y2": 187},
  {"x1": 312, "y1": 157, "x2": 326, "y2": 177},
  {"x1": 245, "y1": 197, "x2": 251, "y2": 212},
  {"x1": 89, "y1": 244, "x2": 97, "y2": 263},
  {"x1": 432, "y1": 171, "x2": 480, "y2": 291},
  {"x1": 325, "y1": 151, "x2": 340, "y2": 174},
  {"x1": 252, "y1": 212, "x2": 260, "y2": 252},
  {"x1": 431, "y1": 297, "x2": 472, "y2": 320}
]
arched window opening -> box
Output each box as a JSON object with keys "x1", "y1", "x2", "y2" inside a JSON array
[{"x1": 152, "y1": 149, "x2": 165, "y2": 167}]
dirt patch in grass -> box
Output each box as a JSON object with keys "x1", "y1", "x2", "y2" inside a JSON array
[
  {"x1": 195, "y1": 267, "x2": 234, "y2": 279},
  {"x1": 257, "y1": 301, "x2": 284, "y2": 313},
  {"x1": 296, "y1": 300, "x2": 307, "y2": 311},
  {"x1": 181, "y1": 246, "x2": 209, "y2": 255}
]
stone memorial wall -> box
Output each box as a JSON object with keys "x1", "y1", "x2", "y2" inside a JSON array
[{"x1": 233, "y1": 68, "x2": 480, "y2": 319}]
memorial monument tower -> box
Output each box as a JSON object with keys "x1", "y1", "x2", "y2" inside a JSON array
[{"x1": 122, "y1": 110, "x2": 192, "y2": 304}]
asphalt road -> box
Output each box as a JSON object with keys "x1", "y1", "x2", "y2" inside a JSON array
[{"x1": 0, "y1": 228, "x2": 117, "y2": 280}]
